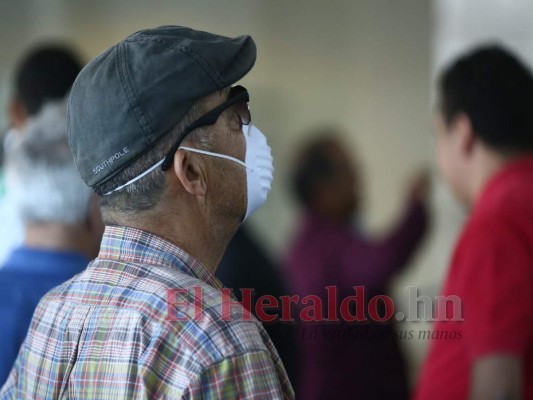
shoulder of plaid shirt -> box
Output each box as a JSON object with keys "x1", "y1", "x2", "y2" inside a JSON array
[{"x1": 0, "y1": 226, "x2": 295, "y2": 399}]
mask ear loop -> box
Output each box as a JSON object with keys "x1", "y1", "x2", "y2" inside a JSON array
[
  {"x1": 243, "y1": 122, "x2": 252, "y2": 137},
  {"x1": 103, "y1": 158, "x2": 165, "y2": 196},
  {"x1": 178, "y1": 146, "x2": 249, "y2": 169}
]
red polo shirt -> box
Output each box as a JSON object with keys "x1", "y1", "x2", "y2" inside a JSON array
[{"x1": 416, "y1": 156, "x2": 533, "y2": 400}]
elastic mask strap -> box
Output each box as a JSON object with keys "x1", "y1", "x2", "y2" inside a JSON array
[
  {"x1": 179, "y1": 146, "x2": 248, "y2": 169},
  {"x1": 103, "y1": 147, "x2": 247, "y2": 196},
  {"x1": 103, "y1": 158, "x2": 165, "y2": 196}
]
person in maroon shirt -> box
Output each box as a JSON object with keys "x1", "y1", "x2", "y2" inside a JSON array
[
  {"x1": 286, "y1": 132, "x2": 429, "y2": 399},
  {"x1": 416, "y1": 45, "x2": 533, "y2": 400}
]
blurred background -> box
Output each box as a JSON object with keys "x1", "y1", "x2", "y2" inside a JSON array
[{"x1": 1, "y1": 0, "x2": 533, "y2": 386}]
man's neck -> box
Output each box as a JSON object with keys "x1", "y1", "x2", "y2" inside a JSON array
[
  {"x1": 131, "y1": 210, "x2": 238, "y2": 275},
  {"x1": 25, "y1": 223, "x2": 91, "y2": 258}
]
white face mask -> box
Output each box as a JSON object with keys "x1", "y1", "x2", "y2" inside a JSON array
[{"x1": 179, "y1": 124, "x2": 274, "y2": 222}]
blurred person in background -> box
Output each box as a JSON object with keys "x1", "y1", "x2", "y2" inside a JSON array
[
  {"x1": 216, "y1": 226, "x2": 299, "y2": 386},
  {"x1": 0, "y1": 45, "x2": 83, "y2": 265},
  {"x1": 287, "y1": 132, "x2": 429, "y2": 399},
  {"x1": 416, "y1": 45, "x2": 533, "y2": 400},
  {"x1": 1, "y1": 26, "x2": 293, "y2": 399},
  {"x1": 0, "y1": 101, "x2": 103, "y2": 384}
]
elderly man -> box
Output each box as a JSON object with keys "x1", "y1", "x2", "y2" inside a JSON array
[
  {"x1": 0, "y1": 101, "x2": 103, "y2": 384},
  {"x1": 416, "y1": 46, "x2": 533, "y2": 400},
  {"x1": 1, "y1": 26, "x2": 292, "y2": 399}
]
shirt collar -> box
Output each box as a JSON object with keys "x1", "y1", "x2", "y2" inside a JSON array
[
  {"x1": 97, "y1": 225, "x2": 224, "y2": 290},
  {"x1": 476, "y1": 154, "x2": 533, "y2": 210}
]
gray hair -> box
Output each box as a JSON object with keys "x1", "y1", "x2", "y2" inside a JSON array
[
  {"x1": 5, "y1": 100, "x2": 93, "y2": 226},
  {"x1": 95, "y1": 90, "x2": 226, "y2": 224}
]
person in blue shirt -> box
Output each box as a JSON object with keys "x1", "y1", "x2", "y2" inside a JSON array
[
  {"x1": 0, "y1": 44, "x2": 83, "y2": 265},
  {"x1": 0, "y1": 101, "x2": 104, "y2": 384}
]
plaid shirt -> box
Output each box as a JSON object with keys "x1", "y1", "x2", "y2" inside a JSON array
[{"x1": 1, "y1": 226, "x2": 294, "y2": 399}]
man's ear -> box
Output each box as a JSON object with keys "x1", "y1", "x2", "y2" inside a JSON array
[
  {"x1": 453, "y1": 113, "x2": 476, "y2": 157},
  {"x1": 172, "y1": 149, "x2": 208, "y2": 196},
  {"x1": 8, "y1": 98, "x2": 26, "y2": 130}
]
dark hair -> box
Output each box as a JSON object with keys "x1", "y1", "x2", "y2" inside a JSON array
[
  {"x1": 439, "y1": 45, "x2": 533, "y2": 152},
  {"x1": 291, "y1": 135, "x2": 338, "y2": 207},
  {"x1": 15, "y1": 44, "x2": 83, "y2": 116}
]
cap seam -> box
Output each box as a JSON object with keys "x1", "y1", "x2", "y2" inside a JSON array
[
  {"x1": 116, "y1": 42, "x2": 153, "y2": 145},
  {"x1": 126, "y1": 36, "x2": 225, "y2": 88},
  {"x1": 67, "y1": 77, "x2": 85, "y2": 183},
  {"x1": 91, "y1": 43, "x2": 154, "y2": 190}
]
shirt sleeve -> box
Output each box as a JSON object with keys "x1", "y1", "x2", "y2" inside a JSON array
[
  {"x1": 184, "y1": 350, "x2": 293, "y2": 399},
  {"x1": 339, "y1": 198, "x2": 428, "y2": 290},
  {"x1": 458, "y1": 212, "x2": 533, "y2": 360}
]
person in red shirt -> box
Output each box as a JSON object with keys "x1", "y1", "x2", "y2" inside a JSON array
[{"x1": 416, "y1": 45, "x2": 533, "y2": 400}]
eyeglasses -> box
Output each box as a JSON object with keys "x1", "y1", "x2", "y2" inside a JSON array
[{"x1": 161, "y1": 85, "x2": 251, "y2": 171}]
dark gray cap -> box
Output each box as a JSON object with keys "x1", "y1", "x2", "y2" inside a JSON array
[{"x1": 67, "y1": 25, "x2": 256, "y2": 189}]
